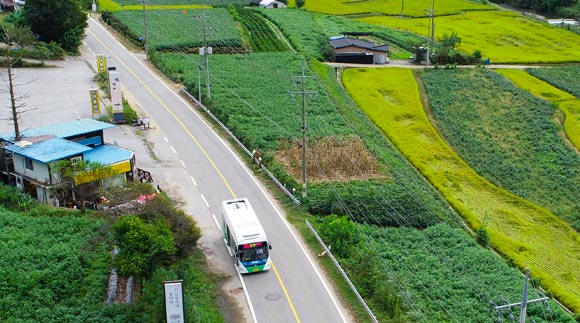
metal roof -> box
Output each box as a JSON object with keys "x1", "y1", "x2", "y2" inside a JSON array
[
  {"x1": 329, "y1": 36, "x2": 389, "y2": 52},
  {"x1": 4, "y1": 138, "x2": 92, "y2": 163},
  {"x1": 0, "y1": 119, "x2": 115, "y2": 143},
  {"x1": 84, "y1": 144, "x2": 134, "y2": 165}
]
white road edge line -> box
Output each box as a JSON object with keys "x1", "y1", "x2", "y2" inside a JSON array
[
  {"x1": 190, "y1": 176, "x2": 197, "y2": 186},
  {"x1": 180, "y1": 160, "x2": 186, "y2": 168},
  {"x1": 164, "y1": 136, "x2": 169, "y2": 142},
  {"x1": 200, "y1": 194, "x2": 209, "y2": 208},
  {"x1": 212, "y1": 214, "x2": 221, "y2": 230},
  {"x1": 170, "y1": 145, "x2": 176, "y2": 154}
]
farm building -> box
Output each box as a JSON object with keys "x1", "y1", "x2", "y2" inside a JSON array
[
  {"x1": 329, "y1": 35, "x2": 389, "y2": 65},
  {"x1": 249, "y1": 0, "x2": 287, "y2": 8}
]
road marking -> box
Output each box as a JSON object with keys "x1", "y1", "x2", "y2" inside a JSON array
[
  {"x1": 88, "y1": 21, "x2": 304, "y2": 323},
  {"x1": 190, "y1": 176, "x2": 197, "y2": 186},
  {"x1": 170, "y1": 145, "x2": 176, "y2": 154},
  {"x1": 180, "y1": 160, "x2": 186, "y2": 168},
  {"x1": 211, "y1": 213, "x2": 221, "y2": 229},
  {"x1": 200, "y1": 194, "x2": 209, "y2": 208},
  {"x1": 164, "y1": 136, "x2": 168, "y2": 142}
]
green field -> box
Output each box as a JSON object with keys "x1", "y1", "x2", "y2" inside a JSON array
[
  {"x1": 301, "y1": 0, "x2": 495, "y2": 17},
  {"x1": 527, "y1": 65, "x2": 580, "y2": 98},
  {"x1": 359, "y1": 10, "x2": 580, "y2": 63},
  {"x1": 342, "y1": 67, "x2": 580, "y2": 313},
  {"x1": 112, "y1": 8, "x2": 241, "y2": 49}
]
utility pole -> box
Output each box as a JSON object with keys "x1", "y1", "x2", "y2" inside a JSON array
[
  {"x1": 142, "y1": 0, "x2": 148, "y2": 58},
  {"x1": 401, "y1": 0, "x2": 404, "y2": 18},
  {"x1": 197, "y1": 8, "x2": 212, "y2": 101},
  {"x1": 426, "y1": 0, "x2": 434, "y2": 67},
  {"x1": 289, "y1": 59, "x2": 316, "y2": 198},
  {"x1": 490, "y1": 268, "x2": 551, "y2": 323}
]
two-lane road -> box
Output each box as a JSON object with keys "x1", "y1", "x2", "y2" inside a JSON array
[{"x1": 85, "y1": 16, "x2": 350, "y2": 323}]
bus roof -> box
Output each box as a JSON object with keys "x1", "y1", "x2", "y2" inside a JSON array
[{"x1": 221, "y1": 198, "x2": 267, "y2": 244}]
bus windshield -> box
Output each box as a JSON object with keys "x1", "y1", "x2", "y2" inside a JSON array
[{"x1": 239, "y1": 242, "x2": 269, "y2": 263}]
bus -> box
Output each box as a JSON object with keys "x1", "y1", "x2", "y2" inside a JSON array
[{"x1": 221, "y1": 198, "x2": 272, "y2": 274}]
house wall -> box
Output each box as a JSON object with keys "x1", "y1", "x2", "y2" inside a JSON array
[
  {"x1": 12, "y1": 154, "x2": 50, "y2": 183},
  {"x1": 334, "y1": 46, "x2": 388, "y2": 64}
]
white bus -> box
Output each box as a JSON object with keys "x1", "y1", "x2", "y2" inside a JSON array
[{"x1": 221, "y1": 198, "x2": 272, "y2": 273}]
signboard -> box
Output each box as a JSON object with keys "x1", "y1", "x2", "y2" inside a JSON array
[
  {"x1": 108, "y1": 71, "x2": 123, "y2": 113},
  {"x1": 90, "y1": 89, "x2": 101, "y2": 114},
  {"x1": 163, "y1": 281, "x2": 185, "y2": 323},
  {"x1": 96, "y1": 54, "x2": 107, "y2": 73}
]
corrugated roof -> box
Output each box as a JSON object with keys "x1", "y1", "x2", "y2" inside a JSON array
[
  {"x1": 5, "y1": 138, "x2": 92, "y2": 163},
  {"x1": 329, "y1": 36, "x2": 389, "y2": 52},
  {"x1": 0, "y1": 119, "x2": 115, "y2": 143},
  {"x1": 84, "y1": 144, "x2": 134, "y2": 165}
]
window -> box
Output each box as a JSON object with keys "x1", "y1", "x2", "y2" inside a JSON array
[{"x1": 25, "y1": 158, "x2": 33, "y2": 171}]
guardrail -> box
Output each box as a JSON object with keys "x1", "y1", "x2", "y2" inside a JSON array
[
  {"x1": 180, "y1": 88, "x2": 301, "y2": 206},
  {"x1": 306, "y1": 220, "x2": 378, "y2": 323}
]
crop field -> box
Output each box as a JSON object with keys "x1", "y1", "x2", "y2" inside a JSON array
[
  {"x1": 342, "y1": 67, "x2": 580, "y2": 313},
  {"x1": 110, "y1": 0, "x2": 247, "y2": 5},
  {"x1": 0, "y1": 209, "x2": 113, "y2": 321},
  {"x1": 358, "y1": 10, "x2": 580, "y2": 63},
  {"x1": 112, "y1": 8, "x2": 242, "y2": 49},
  {"x1": 496, "y1": 69, "x2": 580, "y2": 154},
  {"x1": 360, "y1": 223, "x2": 574, "y2": 322},
  {"x1": 527, "y1": 65, "x2": 580, "y2": 98},
  {"x1": 258, "y1": 8, "x2": 420, "y2": 59},
  {"x1": 422, "y1": 68, "x2": 580, "y2": 231},
  {"x1": 300, "y1": 0, "x2": 494, "y2": 17}
]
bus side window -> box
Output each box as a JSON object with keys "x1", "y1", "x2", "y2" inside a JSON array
[{"x1": 225, "y1": 226, "x2": 231, "y2": 246}]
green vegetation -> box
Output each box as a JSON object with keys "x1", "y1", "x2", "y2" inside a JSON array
[
  {"x1": 258, "y1": 8, "x2": 418, "y2": 60},
  {"x1": 496, "y1": 68, "x2": 580, "y2": 155},
  {"x1": 230, "y1": 7, "x2": 290, "y2": 52},
  {"x1": 0, "y1": 183, "x2": 219, "y2": 323},
  {"x1": 315, "y1": 217, "x2": 575, "y2": 323},
  {"x1": 527, "y1": 65, "x2": 580, "y2": 98},
  {"x1": 109, "y1": 8, "x2": 242, "y2": 50},
  {"x1": 423, "y1": 68, "x2": 580, "y2": 230},
  {"x1": 111, "y1": 0, "x2": 247, "y2": 5},
  {"x1": 359, "y1": 10, "x2": 580, "y2": 63},
  {"x1": 301, "y1": 0, "x2": 495, "y2": 17},
  {"x1": 342, "y1": 67, "x2": 580, "y2": 313}
]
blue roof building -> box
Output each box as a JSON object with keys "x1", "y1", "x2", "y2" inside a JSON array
[{"x1": 0, "y1": 119, "x2": 135, "y2": 205}]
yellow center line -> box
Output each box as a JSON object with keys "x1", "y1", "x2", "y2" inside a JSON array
[
  {"x1": 271, "y1": 261, "x2": 302, "y2": 323},
  {"x1": 88, "y1": 23, "x2": 302, "y2": 323}
]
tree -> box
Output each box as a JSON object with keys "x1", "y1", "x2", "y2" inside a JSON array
[
  {"x1": 0, "y1": 23, "x2": 36, "y2": 141},
  {"x1": 23, "y1": 0, "x2": 88, "y2": 52},
  {"x1": 50, "y1": 159, "x2": 117, "y2": 212},
  {"x1": 295, "y1": 0, "x2": 306, "y2": 9}
]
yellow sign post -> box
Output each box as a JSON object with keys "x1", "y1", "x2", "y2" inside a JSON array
[
  {"x1": 96, "y1": 54, "x2": 107, "y2": 73},
  {"x1": 90, "y1": 89, "x2": 101, "y2": 116}
]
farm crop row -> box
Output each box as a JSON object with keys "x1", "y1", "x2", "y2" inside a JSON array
[
  {"x1": 360, "y1": 10, "x2": 580, "y2": 63},
  {"x1": 527, "y1": 65, "x2": 580, "y2": 99},
  {"x1": 258, "y1": 8, "x2": 419, "y2": 60},
  {"x1": 111, "y1": 8, "x2": 242, "y2": 50},
  {"x1": 301, "y1": 0, "x2": 494, "y2": 18},
  {"x1": 342, "y1": 67, "x2": 580, "y2": 313},
  {"x1": 423, "y1": 68, "x2": 580, "y2": 231},
  {"x1": 230, "y1": 7, "x2": 289, "y2": 52}
]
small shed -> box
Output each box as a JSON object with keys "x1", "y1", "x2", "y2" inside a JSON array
[
  {"x1": 329, "y1": 35, "x2": 389, "y2": 64},
  {"x1": 249, "y1": 0, "x2": 287, "y2": 8}
]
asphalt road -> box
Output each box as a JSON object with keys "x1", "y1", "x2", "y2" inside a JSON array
[{"x1": 82, "y1": 15, "x2": 351, "y2": 323}]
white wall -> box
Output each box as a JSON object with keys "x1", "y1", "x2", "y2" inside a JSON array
[{"x1": 12, "y1": 155, "x2": 51, "y2": 183}]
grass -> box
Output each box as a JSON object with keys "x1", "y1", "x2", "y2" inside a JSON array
[
  {"x1": 301, "y1": 0, "x2": 495, "y2": 17},
  {"x1": 342, "y1": 67, "x2": 580, "y2": 313},
  {"x1": 358, "y1": 10, "x2": 580, "y2": 63}
]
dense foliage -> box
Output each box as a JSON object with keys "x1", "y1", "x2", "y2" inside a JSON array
[
  {"x1": 491, "y1": 0, "x2": 576, "y2": 14},
  {"x1": 316, "y1": 218, "x2": 575, "y2": 323},
  {"x1": 422, "y1": 68, "x2": 580, "y2": 231},
  {"x1": 111, "y1": 0, "x2": 248, "y2": 5},
  {"x1": 526, "y1": 65, "x2": 580, "y2": 98},
  {"x1": 23, "y1": 0, "x2": 88, "y2": 52},
  {"x1": 109, "y1": 8, "x2": 242, "y2": 50}
]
